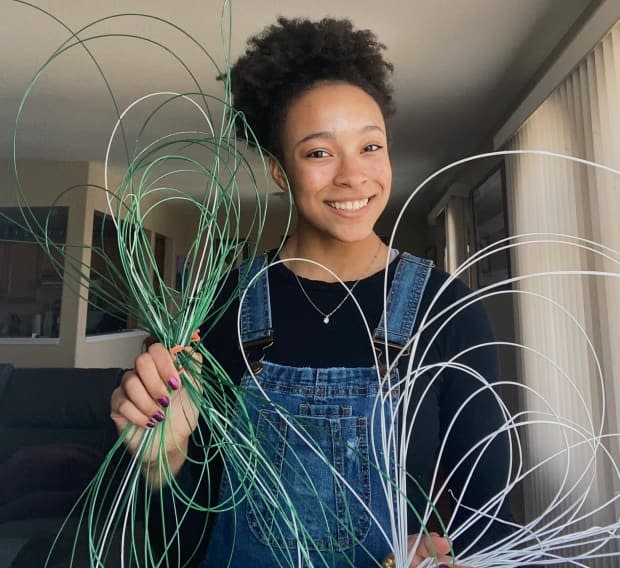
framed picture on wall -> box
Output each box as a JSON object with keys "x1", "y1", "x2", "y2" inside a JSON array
[{"x1": 472, "y1": 164, "x2": 511, "y2": 288}]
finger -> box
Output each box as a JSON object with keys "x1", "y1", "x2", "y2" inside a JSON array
[
  {"x1": 134, "y1": 351, "x2": 176, "y2": 410},
  {"x1": 434, "y1": 557, "x2": 461, "y2": 568},
  {"x1": 171, "y1": 345, "x2": 203, "y2": 393},
  {"x1": 120, "y1": 368, "x2": 166, "y2": 427},
  {"x1": 432, "y1": 535, "x2": 451, "y2": 556},
  {"x1": 408, "y1": 554, "x2": 457, "y2": 568},
  {"x1": 145, "y1": 343, "x2": 181, "y2": 392},
  {"x1": 418, "y1": 534, "x2": 451, "y2": 557},
  {"x1": 408, "y1": 553, "x2": 421, "y2": 568},
  {"x1": 110, "y1": 387, "x2": 130, "y2": 431},
  {"x1": 407, "y1": 534, "x2": 452, "y2": 567},
  {"x1": 111, "y1": 384, "x2": 158, "y2": 430}
]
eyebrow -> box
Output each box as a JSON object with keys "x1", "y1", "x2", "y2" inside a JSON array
[{"x1": 295, "y1": 124, "x2": 385, "y2": 148}]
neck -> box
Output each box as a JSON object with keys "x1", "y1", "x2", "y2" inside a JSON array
[{"x1": 280, "y1": 231, "x2": 388, "y2": 282}]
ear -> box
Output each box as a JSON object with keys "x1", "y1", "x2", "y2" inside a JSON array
[{"x1": 269, "y1": 157, "x2": 289, "y2": 192}]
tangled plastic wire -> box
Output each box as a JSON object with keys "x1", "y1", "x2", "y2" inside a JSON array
[{"x1": 5, "y1": 2, "x2": 620, "y2": 566}]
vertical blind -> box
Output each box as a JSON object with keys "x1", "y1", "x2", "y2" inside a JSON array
[{"x1": 505, "y1": 19, "x2": 620, "y2": 566}]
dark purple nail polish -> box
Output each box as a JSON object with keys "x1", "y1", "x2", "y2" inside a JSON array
[
  {"x1": 146, "y1": 419, "x2": 156, "y2": 428},
  {"x1": 157, "y1": 396, "x2": 170, "y2": 408},
  {"x1": 153, "y1": 411, "x2": 165, "y2": 422},
  {"x1": 438, "y1": 564, "x2": 451, "y2": 568},
  {"x1": 168, "y1": 377, "x2": 180, "y2": 390}
]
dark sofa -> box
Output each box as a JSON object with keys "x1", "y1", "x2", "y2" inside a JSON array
[{"x1": 0, "y1": 363, "x2": 125, "y2": 567}]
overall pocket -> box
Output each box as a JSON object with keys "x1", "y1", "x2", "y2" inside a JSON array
[{"x1": 246, "y1": 404, "x2": 371, "y2": 552}]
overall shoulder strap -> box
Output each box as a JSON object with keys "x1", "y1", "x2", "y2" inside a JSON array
[
  {"x1": 373, "y1": 252, "x2": 433, "y2": 354},
  {"x1": 238, "y1": 253, "x2": 273, "y2": 349}
]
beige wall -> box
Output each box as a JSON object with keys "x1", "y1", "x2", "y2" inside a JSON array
[
  {"x1": 0, "y1": 159, "x2": 89, "y2": 366},
  {"x1": 75, "y1": 162, "x2": 198, "y2": 368},
  {"x1": 76, "y1": 331, "x2": 149, "y2": 369},
  {"x1": 0, "y1": 159, "x2": 198, "y2": 368},
  {"x1": 0, "y1": 156, "x2": 297, "y2": 368},
  {"x1": 236, "y1": 193, "x2": 292, "y2": 253}
]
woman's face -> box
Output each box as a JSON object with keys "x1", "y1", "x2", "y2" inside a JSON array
[{"x1": 272, "y1": 82, "x2": 392, "y2": 244}]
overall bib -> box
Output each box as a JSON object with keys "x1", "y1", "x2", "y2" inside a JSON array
[{"x1": 203, "y1": 253, "x2": 432, "y2": 567}]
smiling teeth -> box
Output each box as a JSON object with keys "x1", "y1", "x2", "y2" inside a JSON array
[{"x1": 328, "y1": 198, "x2": 370, "y2": 211}]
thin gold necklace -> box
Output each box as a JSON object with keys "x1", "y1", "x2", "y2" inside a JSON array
[{"x1": 290, "y1": 242, "x2": 383, "y2": 324}]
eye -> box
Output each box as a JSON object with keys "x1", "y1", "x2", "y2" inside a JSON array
[
  {"x1": 363, "y1": 144, "x2": 382, "y2": 153},
  {"x1": 306, "y1": 150, "x2": 330, "y2": 158}
]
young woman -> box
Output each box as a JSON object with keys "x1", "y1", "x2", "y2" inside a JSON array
[{"x1": 111, "y1": 17, "x2": 512, "y2": 567}]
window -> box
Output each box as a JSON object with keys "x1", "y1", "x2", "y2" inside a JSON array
[
  {"x1": 0, "y1": 207, "x2": 67, "y2": 337},
  {"x1": 472, "y1": 165, "x2": 511, "y2": 288},
  {"x1": 87, "y1": 211, "x2": 130, "y2": 335}
]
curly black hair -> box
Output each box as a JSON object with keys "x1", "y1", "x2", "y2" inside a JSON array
[{"x1": 229, "y1": 17, "x2": 395, "y2": 161}]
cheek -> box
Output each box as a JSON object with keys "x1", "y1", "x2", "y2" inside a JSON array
[
  {"x1": 374, "y1": 163, "x2": 392, "y2": 199},
  {"x1": 372, "y1": 158, "x2": 392, "y2": 184},
  {"x1": 288, "y1": 165, "x2": 331, "y2": 201}
]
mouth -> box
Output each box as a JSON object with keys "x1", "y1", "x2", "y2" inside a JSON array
[{"x1": 326, "y1": 196, "x2": 373, "y2": 211}]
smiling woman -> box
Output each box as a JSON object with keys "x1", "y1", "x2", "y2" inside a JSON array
[
  {"x1": 5, "y1": 1, "x2": 620, "y2": 566},
  {"x1": 271, "y1": 82, "x2": 392, "y2": 268},
  {"x1": 111, "y1": 15, "x2": 515, "y2": 568}
]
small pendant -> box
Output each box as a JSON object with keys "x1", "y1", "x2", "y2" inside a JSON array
[{"x1": 323, "y1": 315, "x2": 330, "y2": 324}]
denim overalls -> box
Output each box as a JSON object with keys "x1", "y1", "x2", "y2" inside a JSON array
[{"x1": 203, "y1": 252, "x2": 432, "y2": 567}]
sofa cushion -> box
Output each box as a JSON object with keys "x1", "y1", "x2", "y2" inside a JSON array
[
  {"x1": 0, "y1": 363, "x2": 13, "y2": 401},
  {"x1": 8, "y1": 516, "x2": 145, "y2": 568},
  {"x1": 0, "y1": 443, "x2": 103, "y2": 507},
  {"x1": 0, "y1": 425, "x2": 117, "y2": 465},
  {"x1": 0, "y1": 367, "x2": 123, "y2": 429},
  {"x1": 0, "y1": 490, "x2": 84, "y2": 524}
]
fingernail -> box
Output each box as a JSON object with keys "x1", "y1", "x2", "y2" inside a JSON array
[
  {"x1": 438, "y1": 564, "x2": 451, "y2": 568},
  {"x1": 168, "y1": 377, "x2": 180, "y2": 390},
  {"x1": 146, "y1": 419, "x2": 156, "y2": 428},
  {"x1": 157, "y1": 396, "x2": 170, "y2": 408},
  {"x1": 153, "y1": 411, "x2": 165, "y2": 422}
]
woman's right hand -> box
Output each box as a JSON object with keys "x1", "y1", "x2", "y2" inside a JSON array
[{"x1": 110, "y1": 342, "x2": 201, "y2": 473}]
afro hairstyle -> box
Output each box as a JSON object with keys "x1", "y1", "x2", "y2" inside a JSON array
[{"x1": 228, "y1": 17, "x2": 395, "y2": 161}]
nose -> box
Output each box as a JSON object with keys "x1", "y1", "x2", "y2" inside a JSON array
[{"x1": 333, "y1": 154, "x2": 367, "y2": 188}]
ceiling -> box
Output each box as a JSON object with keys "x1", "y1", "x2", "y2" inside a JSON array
[{"x1": 0, "y1": 0, "x2": 595, "y2": 210}]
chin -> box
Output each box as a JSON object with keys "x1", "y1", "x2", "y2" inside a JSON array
[{"x1": 329, "y1": 227, "x2": 377, "y2": 244}]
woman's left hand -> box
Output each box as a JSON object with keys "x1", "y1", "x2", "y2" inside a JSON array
[{"x1": 382, "y1": 532, "x2": 468, "y2": 567}]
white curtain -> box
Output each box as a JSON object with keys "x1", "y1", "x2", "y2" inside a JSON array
[{"x1": 505, "y1": 19, "x2": 620, "y2": 566}]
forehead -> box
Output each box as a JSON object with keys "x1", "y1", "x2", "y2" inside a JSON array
[{"x1": 282, "y1": 82, "x2": 385, "y2": 138}]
